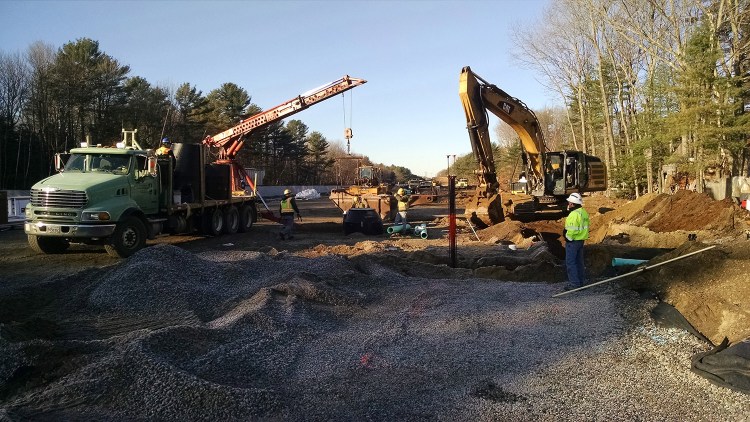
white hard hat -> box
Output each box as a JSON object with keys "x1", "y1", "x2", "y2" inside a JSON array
[
  {"x1": 284, "y1": 189, "x2": 292, "y2": 196},
  {"x1": 566, "y1": 192, "x2": 583, "y2": 205}
]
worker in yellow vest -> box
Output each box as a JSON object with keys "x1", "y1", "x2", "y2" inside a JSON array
[
  {"x1": 394, "y1": 188, "x2": 410, "y2": 226},
  {"x1": 563, "y1": 192, "x2": 590, "y2": 291},
  {"x1": 279, "y1": 189, "x2": 301, "y2": 240},
  {"x1": 156, "y1": 138, "x2": 172, "y2": 156}
]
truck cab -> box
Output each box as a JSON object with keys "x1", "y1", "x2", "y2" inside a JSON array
[{"x1": 25, "y1": 139, "x2": 160, "y2": 257}]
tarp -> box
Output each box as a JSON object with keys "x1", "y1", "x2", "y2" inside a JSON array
[
  {"x1": 691, "y1": 338, "x2": 750, "y2": 394},
  {"x1": 295, "y1": 189, "x2": 321, "y2": 200},
  {"x1": 651, "y1": 302, "x2": 711, "y2": 345},
  {"x1": 652, "y1": 301, "x2": 750, "y2": 394}
]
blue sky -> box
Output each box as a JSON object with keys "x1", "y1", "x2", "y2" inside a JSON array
[{"x1": 1, "y1": 0, "x2": 553, "y2": 177}]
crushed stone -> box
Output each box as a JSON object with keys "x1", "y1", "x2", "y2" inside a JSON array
[{"x1": 1, "y1": 244, "x2": 748, "y2": 420}]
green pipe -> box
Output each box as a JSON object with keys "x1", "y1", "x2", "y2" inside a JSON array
[
  {"x1": 611, "y1": 258, "x2": 648, "y2": 267},
  {"x1": 413, "y1": 224, "x2": 428, "y2": 239},
  {"x1": 387, "y1": 224, "x2": 411, "y2": 234}
]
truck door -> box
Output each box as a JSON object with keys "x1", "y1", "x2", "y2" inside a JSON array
[{"x1": 131, "y1": 155, "x2": 159, "y2": 214}]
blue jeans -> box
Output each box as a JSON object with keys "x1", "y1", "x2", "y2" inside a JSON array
[
  {"x1": 280, "y1": 214, "x2": 295, "y2": 238},
  {"x1": 394, "y1": 211, "x2": 408, "y2": 226},
  {"x1": 565, "y1": 240, "x2": 586, "y2": 287}
]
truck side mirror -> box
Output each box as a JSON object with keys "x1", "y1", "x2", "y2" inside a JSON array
[{"x1": 54, "y1": 153, "x2": 70, "y2": 172}]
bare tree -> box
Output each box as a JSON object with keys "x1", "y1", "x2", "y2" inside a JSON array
[{"x1": 0, "y1": 50, "x2": 29, "y2": 187}]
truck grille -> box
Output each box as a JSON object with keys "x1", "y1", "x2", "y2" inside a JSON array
[{"x1": 31, "y1": 189, "x2": 88, "y2": 208}]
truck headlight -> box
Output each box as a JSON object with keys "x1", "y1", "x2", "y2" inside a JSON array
[{"x1": 82, "y1": 211, "x2": 111, "y2": 221}]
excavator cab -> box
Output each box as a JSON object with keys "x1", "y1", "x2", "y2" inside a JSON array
[
  {"x1": 539, "y1": 151, "x2": 607, "y2": 198},
  {"x1": 544, "y1": 153, "x2": 566, "y2": 196},
  {"x1": 355, "y1": 166, "x2": 380, "y2": 187}
]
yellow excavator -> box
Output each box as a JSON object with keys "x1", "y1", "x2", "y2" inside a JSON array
[{"x1": 459, "y1": 66, "x2": 607, "y2": 225}]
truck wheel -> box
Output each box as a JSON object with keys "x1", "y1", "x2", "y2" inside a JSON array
[
  {"x1": 238, "y1": 205, "x2": 255, "y2": 233},
  {"x1": 223, "y1": 206, "x2": 239, "y2": 234},
  {"x1": 28, "y1": 235, "x2": 70, "y2": 254},
  {"x1": 203, "y1": 208, "x2": 224, "y2": 236},
  {"x1": 105, "y1": 216, "x2": 147, "y2": 258}
]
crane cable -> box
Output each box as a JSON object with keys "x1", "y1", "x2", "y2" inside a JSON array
[{"x1": 342, "y1": 90, "x2": 354, "y2": 154}]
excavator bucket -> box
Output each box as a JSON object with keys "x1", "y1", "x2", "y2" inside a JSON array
[{"x1": 464, "y1": 192, "x2": 505, "y2": 227}]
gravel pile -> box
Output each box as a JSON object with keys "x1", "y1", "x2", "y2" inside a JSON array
[{"x1": 1, "y1": 244, "x2": 748, "y2": 420}]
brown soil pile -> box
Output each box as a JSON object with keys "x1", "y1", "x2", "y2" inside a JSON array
[
  {"x1": 465, "y1": 190, "x2": 748, "y2": 251},
  {"x1": 625, "y1": 240, "x2": 750, "y2": 345},
  {"x1": 590, "y1": 191, "x2": 750, "y2": 247}
]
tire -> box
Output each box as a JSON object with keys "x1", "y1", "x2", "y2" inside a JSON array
[
  {"x1": 238, "y1": 204, "x2": 255, "y2": 233},
  {"x1": 105, "y1": 217, "x2": 147, "y2": 258},
  {"x1": 223, "y1": 206, "x2": 239, "y2": 234},
  {"x1": 203, "y1": 208, "x2": 224, "y2": 236},
  {"x1": 28, "y1": 235, "x2": 70, "y2": 254}
]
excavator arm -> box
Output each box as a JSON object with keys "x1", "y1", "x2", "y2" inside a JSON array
[
  {"x1": 204, "y1": 75, "x2": 367, "y2": 159},
  {"x1": 459, "y1": 66, "x2": 546, "y2": 192}
]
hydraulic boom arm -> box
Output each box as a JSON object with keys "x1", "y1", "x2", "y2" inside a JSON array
[
  {"x1": 204, "y1": 75, "x2": 367, "y2": 159},
  {"x1": 459, "y1": 66, "x2": 546, "y2": 192}
]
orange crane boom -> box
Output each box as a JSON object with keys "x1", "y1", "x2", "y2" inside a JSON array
[
  {"x1": 201, "y1": 74, "x2": 366, "y2": 223},
  {"x1": 204, "y1": 75, "x2": 367, "y2": 160}
]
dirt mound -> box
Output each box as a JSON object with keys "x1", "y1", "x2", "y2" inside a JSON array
[
  {"x1": 625, "y1": 241, "x2": 750, "y2": 345},
  {"x1": 591, "y1": 191, "x2": 750, "y2": 247},
  {"x1": 615, "y1": 191, "x2": 744, "y2": 233}
]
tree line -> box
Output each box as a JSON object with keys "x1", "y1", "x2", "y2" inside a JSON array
[
  {"x1": 0, "y1": 38, "x2": 402, "y2": 190},
  {"x1": 441, "y1": 1, "x2": 748, "y2": 198},
  {"x1": 510, "y1": 0, "x2": 750, "y2": 196}
]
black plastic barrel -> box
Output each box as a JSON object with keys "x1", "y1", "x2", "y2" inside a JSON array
[
  {"x1": 173, "y1": 143, "x2": 202, "y2": 202},
  {"x1": 343, "y1": 208, "x2": 384, "y2": 235}
]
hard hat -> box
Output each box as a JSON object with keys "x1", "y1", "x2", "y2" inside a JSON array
[
  {"x1": 161, "y1": 137, "x2": 170, "y2": 144},
  {"x1": 284, "y1": 189, "x2": 292, "y2": 196},
  {"x1": 566, "y1": 192, "x2": 583, "y2": 205},
  {"x1": 397, "y1": 188, "x2": 405, "y2": 195}
]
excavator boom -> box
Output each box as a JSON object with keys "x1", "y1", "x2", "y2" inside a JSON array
[{"x1": 460, "y1": 67, "x2": 545, "y2": 179}]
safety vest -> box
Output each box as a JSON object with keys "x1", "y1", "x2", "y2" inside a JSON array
[
  {"x1": 565, "y1": 207, "x2": 590, "y2": 241},
  {"x1": 156, "y1": 146, "x2": 171, "y2": 155},
  {"x1": 280, "y1": 197, "x2": 295, "y2": 214},
  {"x1": 352, "y1": 196, "x2": 369, "y2": 208},
  {"x1": 396, "y1": 194, "x2": 410, "y2": 212}
]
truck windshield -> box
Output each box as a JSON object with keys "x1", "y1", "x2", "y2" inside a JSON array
[{"x1": 64, "y1": 154, "x2": 131, "y2": 175}]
